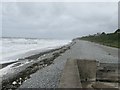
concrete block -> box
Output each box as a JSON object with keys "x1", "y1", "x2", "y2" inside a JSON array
[
  {"x1": 59, "y1": 59, "x2": 82, "y2": 88},
  {"x1": 77, "y1": 59, "x2": 97, "y2": 82}
]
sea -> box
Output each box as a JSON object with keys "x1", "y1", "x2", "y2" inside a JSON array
[{"x1": 0, "y1": 37, "x2": 71, "y2": 64}]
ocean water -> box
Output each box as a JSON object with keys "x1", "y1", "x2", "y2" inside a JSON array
[{"x1": 0, "y1": 38, "x2": 71, "y2": 64}]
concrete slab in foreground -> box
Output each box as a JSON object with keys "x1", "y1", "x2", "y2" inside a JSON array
[
  {"x1": 59, "y1": 59, "x2": 82, "y2": 88},
  {"x1": 77, "y1": 59, "x2": 97, "y2": 81}
]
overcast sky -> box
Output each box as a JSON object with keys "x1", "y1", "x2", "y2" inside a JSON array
[{"x1": 2, "y1": 2, "x2": 118, "y2": 39}]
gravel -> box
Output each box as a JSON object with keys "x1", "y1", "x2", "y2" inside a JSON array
[{"x1": 20, "y1": 53, "x2": 68, "y2": 88}]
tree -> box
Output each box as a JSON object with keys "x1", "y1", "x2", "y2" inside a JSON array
[
  {"x1": 114, "y1": 29, "x2": 120, "y2": 33},
  {"x1": 101, "y1": 32, "x2": 106, "y2": 35}
]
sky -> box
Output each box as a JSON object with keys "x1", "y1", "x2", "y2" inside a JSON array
[{"x1": 2, "y1": 2, "x2": 118, "y2": 39}]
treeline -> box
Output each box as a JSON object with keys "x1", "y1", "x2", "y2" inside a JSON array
[{"x1": 77, "y1": 29, "x2": 120, "y2": 48}]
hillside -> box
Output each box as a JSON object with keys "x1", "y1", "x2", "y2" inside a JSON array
[{"x1": 76, "y1": 29, "x2": 120, "y2": 48}]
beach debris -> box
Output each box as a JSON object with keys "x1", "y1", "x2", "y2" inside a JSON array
[
  {"x1": 18, "y1": 81, "x2": 22, "y2": 85},
  {"x1": 2, "y1": 45, "x2": 71, "y2": 90},
  {"x1": 8, "y1": 89, "x2": 12, "y2": 90},
  {"x1": 19, "y1": 78, "x2": 22, "y2": 80},
  {"x1": 45, "y1": 64, "x2": 48, "y2": 67},
  {"x1": 18, "y1": 58, "x2": 25, "y2": 61},
  {"x1": 12, "y1": 81, "x2": 17, "y2": 85}
]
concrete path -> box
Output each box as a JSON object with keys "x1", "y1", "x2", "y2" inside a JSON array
[
  {"x1": 58, "y1": 59, "x2": 82, "y2": 88},
  {"x1": 20, "y1": 40, "x2": 118, "y2": 88}
]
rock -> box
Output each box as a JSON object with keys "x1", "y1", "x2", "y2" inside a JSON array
[{"x1": 12, "y1": 81, "x2": 17, "y2": 85}]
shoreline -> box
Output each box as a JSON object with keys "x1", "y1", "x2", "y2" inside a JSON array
[
  {"x1": 1, "y1": 41, "x2": 75, "y2": 90},
  {"x1": 1, "y1": 43, "x2": 71, "y2": 69},
  {"x1": 1, "y1": 40, "x2": 119, "y2": 89},
  {"x1": 1, "y1": 37, "x2": 71, "y2": 66},
  {"x1": 1, "y1": 61, "x2": 18, "y2": 69}
]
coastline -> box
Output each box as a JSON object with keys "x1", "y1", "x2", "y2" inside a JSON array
[
  {"x1": 1, "y1": 61, "x2": 18, "y2": 69},
  {"x1": 1, "y1": 41, "x2": 75, "y2": 89},
  {"x1": 1, "y1": 47, "x2": 63, "y2": 68},
  {"x1": 1, "y1": 37, "x2": 70, "y2": 65},
  {"x1": 1, "y1": 43, "x2": 71, "y2": 68},
  {"x1": 1, "y1": 40, "x2": 119, "y2": 89}
]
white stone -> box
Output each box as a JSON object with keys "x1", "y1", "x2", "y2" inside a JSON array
[{"x1": 12, "y1": 81, "x2": 17, "y2": 85}]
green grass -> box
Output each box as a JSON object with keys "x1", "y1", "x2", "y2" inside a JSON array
[{"x1": 77, "y1": 30, "x2": 120, "y2": 48}]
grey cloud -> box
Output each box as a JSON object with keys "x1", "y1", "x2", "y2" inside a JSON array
[{"x1": 2, "y1": 2, "x2": 118, "y2": 39}]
